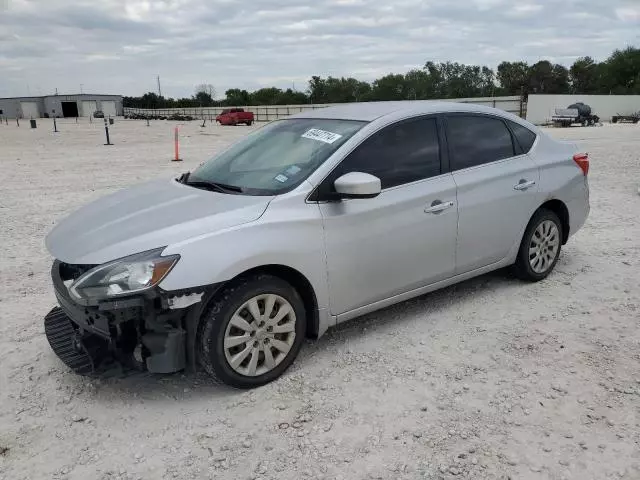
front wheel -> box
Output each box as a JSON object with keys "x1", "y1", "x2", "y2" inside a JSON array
[
  {"x1": 512, "y1": 209, "x2": 563, "y2": 281},
  {"x1": 197, "y1": 274, "x2": 306, "y2": 388}
]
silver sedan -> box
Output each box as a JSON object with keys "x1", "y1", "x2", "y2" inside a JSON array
[{"x1": 45, "y1": 101, "x2": 589, "y2": 388}]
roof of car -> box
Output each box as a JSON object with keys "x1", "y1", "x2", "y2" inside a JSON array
[{"x1": 289, "y1": 101, "x2": 515, "y2": 122}]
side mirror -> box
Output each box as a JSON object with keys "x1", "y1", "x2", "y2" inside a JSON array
[{"x1": 333, "y1": 172, "x2": 381, "y2": 199}]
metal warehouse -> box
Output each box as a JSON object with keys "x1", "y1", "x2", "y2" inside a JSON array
[{"x1": 0, "y1": 94, "x2": 123, "y2": 119}]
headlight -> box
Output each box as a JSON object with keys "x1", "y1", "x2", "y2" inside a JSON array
[{"x1": 69, "y1": 249, "x2": 179, "y2": 301}]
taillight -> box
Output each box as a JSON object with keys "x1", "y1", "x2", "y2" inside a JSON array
[{"x1": 573, "y1": 153, "x2": 589, "y2": 176}]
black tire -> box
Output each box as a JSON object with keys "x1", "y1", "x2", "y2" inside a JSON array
[
  {"x1": 197, "y1": 274, "x2": 306, "y2": 389},
  {"x1": 246, "y1": 120, "x2": 253, "y2": 126},
  {"x1": 511, "y1": 209, "x2": 563, "y2": 282}
]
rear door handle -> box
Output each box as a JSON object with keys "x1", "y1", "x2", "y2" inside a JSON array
[
  {"x1": 424, "y1": 200, "x2": 454, "y2": 214},
  {"x1": 514, "y1": 180, "x2": 536, "y2": 191}
]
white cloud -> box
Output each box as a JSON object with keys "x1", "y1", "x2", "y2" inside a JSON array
[
  {"x1": 507, "y1": 4, "x2": 543, "y2": 17},
  {"x1": 615, "y1": 6, "x2": 640, "y2": 22},
  {"x1": 0, "y1": 0, "x2": 637, "y2": 98}
]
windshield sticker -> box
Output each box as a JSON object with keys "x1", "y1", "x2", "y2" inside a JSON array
[
  {"x1": 285, "y1": 165, "x2": 301, "y2": 175},
  {"x1": 274, "y1": 174, "x2": 288, "y2": 183},
  {"x1": 301, "y1": 128, "x2": 343, "y2": 144}
]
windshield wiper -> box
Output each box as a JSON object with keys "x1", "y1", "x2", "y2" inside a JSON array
[{"x1": 184, "y1": 179, "x2": 243, "y2": 194}]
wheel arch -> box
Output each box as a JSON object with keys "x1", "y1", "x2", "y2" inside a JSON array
[
  {"x1": 537, "y1": 199, "x2": 570, "y2": 244},
  {"x1": 218, "y1": 264, "x2": 320, "y2": 339}
]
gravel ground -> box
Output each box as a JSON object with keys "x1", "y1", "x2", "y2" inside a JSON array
[{"x1": 1, "y1": 118, "x2": 639, "y2": 480}]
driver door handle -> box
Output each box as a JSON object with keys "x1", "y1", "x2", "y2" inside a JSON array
[
  {"x1": 514, "y1": 180, "x2": 536, "y2": 191},
  {"x1": 424, "y1": 201, "x2": 454, "y2": 214}
]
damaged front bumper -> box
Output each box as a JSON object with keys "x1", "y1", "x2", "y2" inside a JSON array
[{"x1": 45, "y1": 260, "x2": 219, "y2": 375}]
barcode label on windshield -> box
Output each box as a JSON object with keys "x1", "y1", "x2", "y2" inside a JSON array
[{"x1": 301, "y1": 128, "x2": 342, "y2": 144}]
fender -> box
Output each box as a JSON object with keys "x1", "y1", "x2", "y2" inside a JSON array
[{"x1": 159, "y1": 193, "x2": 333, "y2": 335}]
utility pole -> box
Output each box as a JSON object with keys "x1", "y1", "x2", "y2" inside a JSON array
[
  {"x1": 80, "y1": 84, "x2": 84, "y2": 94},
  {"x1": 157, "y1": 75, "x2": 162, "y2": 97}
]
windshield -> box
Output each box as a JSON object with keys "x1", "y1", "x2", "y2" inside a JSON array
[{"x1": 188, "y1": 118, "x2": 366, "y2": 195}]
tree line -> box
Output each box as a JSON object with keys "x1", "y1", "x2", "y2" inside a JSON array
[{"x1": 124, "y1": 46, "x2": 639, "y2": 109}]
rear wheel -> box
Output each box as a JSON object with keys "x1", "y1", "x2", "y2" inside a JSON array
[
  {"x1": 512, "y1": 209, "x2": 563, "y2": 281},
  {"x1": 197, "y1": 274, "x2": 306, "y2": 388},
  {"x1": 247, "y1": 120, "x2": 253, "y2": 126}
]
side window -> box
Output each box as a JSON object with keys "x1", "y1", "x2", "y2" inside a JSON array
[
  {"x1": 446, "y1": 115, "x2": 515, "y2": 171},
  {"x1": 332, "y1": 117, "x2": 441, "y2": 190},
  {"x1": 508, "y1": 120, "x2": 537, "y2": 153}
]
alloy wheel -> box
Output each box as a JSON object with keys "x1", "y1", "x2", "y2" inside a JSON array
[
  {"x1": 528, "y1": 220, "x2": 560, "y2": 274},
  {"x1": 223, "y1": 294, "x2": 296, "y2": 377}
]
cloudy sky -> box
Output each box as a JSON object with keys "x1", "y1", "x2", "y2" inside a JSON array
[{"x1": 1, "y1": 0, "x2": 638, "y2": 98}]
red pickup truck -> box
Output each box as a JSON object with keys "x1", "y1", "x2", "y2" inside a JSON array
[{"x1": 216, "y1": 108, "x2": 254, "y2": 126}]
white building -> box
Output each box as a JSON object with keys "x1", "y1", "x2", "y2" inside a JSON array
[{"x1": 0, "y1": 94, "x2": 123, "y2": 119}]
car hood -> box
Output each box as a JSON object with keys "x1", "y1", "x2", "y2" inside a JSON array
[{"x1": 46, "y1": 177, "x2": 273, "y2": 264}]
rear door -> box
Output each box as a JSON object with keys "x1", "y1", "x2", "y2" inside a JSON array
[
  {"x1": 316, "y1": 116, "x2": 458, "y2": 315},
  {"x1": 444, "y1": 114, "x2": 540, "y2": 273}
]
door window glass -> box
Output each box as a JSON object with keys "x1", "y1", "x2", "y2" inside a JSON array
[
  {"x1": 332, "y1": 117, "x2": 441, "y2": 189},
  {"x1": 447, "y1": 115, "x2": 515, "y2": 170}
]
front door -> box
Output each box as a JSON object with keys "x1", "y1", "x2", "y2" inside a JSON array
[{"x1": 315, "y1": 116, "x2": 458, "y2": 315}]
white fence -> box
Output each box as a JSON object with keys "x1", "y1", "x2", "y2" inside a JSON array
[
  {"x1": 526, "y1": 94, "x2": 640, "y2": 125},
  {"x1": 124, "y1": 96, "x2": 525, "y2": 122}
]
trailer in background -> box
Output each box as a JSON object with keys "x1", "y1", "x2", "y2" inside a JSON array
[
  {"x1": 552, "y1": 102, "x2": 600, "y2": 127},
  {"x1": 611, "y1": 112, "x2": 640, "y2": 124}
]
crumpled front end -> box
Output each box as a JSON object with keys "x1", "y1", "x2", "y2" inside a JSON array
[{"x1": 45, "y1": 260, "x2": 217, "y2": 375}]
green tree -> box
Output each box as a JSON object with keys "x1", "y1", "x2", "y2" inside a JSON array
[
  {"x1": 497, "y1": 61, "x2": 529, "y2": 95},
  {"x1": 194, "y1": 84, "x2": 216, "y2": 106},
  {"x1": 250, "y1": 87, "x2": 283, "y2": 105},
  {"x1": 308, "y1": 76, "x2": 329, "y2": 103},
  {"x1": 527, "y1": 61, "x2": 569, "y2": 94},
  {"x1": 570, "y1": 56, "x2": 601, "y2": 93},
  {"x1": 193, "y1": 91, "x2": 213, "y2": 106},
  {"x1": 322, "y1": 77, "x2": 371, "y2": 102},
  {"x1": 369, "y1": 74, "x2": 408, "y2": 101},
  {"x1": 603, "y1": 47, "x2": 640, "y2": 94},
  {"x1": 224, "y1": 88, "x2": 251, "y2": 105},
  {"x1": 122, "y1": 44, "x2": 638, "y2": 110},
  {"x1": 277, "y1": 88, "x2": 309, "y2": 104}
]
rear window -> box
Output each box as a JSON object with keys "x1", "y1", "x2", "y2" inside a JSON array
[{"x1": 508, "y1": 121, "x2": 537, "y2": 153}]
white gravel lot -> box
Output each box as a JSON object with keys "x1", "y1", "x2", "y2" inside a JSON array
[{"x1": 1, "y1": 118, "x2": 639, "y2": 480}]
